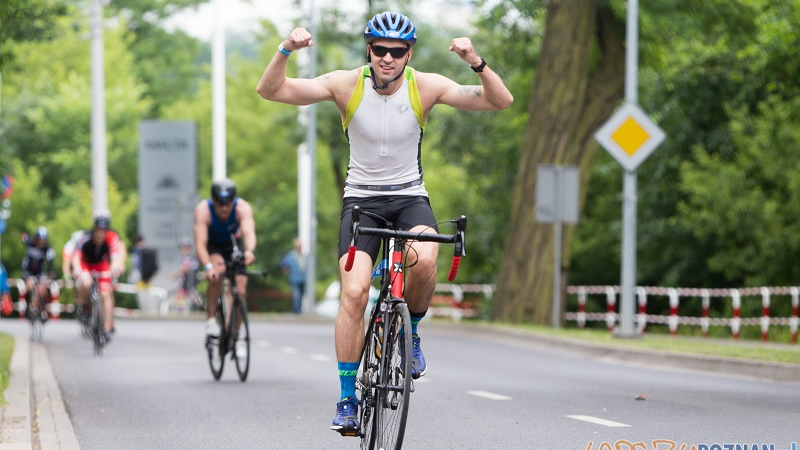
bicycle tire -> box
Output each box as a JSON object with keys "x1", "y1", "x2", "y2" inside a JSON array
[
  {"x1": 231, "y1": 295, "x2": 250, "y2": 382},
  {"x1": 358, "y1": 302, "x2": 383, "y2": 449},
  {"x1": 90, "y1": 285, "x2": 105, "y2": 356},
  {"x1": 374, "y1": 302, "x2": 412, "y2": 450},
  {"x1": 207, "y1": 302, "x2": 225, "y2": 380}
]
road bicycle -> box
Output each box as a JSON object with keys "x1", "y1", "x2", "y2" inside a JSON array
[
  {"x1": 205, "y1": 237, "x2": 268, "y2": 382},
  {"x1": 87, "y1": 271, "x2": 112, "y2": 356},
  {"x1": 343, "y1": 206, "x2": 466, "y2": 450},
  {"x1": 75, "y1": 271, "x2": 113, "y2": 355},
  {"x1": 26, "y1": 275, "x2": 52, "y2": 342}
]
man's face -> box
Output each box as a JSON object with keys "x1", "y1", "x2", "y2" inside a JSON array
[
  {"x1": 92, "y1": 227, "x2": 107, "y2": 243},
  {"x1": 369, "y1": 39, "x2": 411, "y2": 82},
  {"x1": 212, "y1": 199, "x2": 234, "y2": 220}
]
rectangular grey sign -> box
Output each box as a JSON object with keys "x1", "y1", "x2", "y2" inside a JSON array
[
  {"x1": 138, "y1": 120, "x2": 197, "y2": 290},
  {"x1": 535, "y1": 165, "x2": 580, "y2": 224}
]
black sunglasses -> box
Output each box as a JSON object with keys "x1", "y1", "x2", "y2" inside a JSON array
[{"x1": 370, "y1": 45, "x2": 410, "y2": 59}]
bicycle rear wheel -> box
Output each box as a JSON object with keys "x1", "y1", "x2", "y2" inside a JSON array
[
  {"x1": 207, "y1": 303, "x2": 225, "y2": 380},
  {"x1": 374, "y1": 302, "x2": 412, "y2": 450},
  {"x1": 231, "y1": 295, "x2": 250, "y2": 382},
  {"x1": 358, "y1": 305, "x2": 383, "y2": 448}
]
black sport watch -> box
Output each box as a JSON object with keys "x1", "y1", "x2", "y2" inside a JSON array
[{"x1": 471, "y1": 57, "x2": 487, "y2": 73}]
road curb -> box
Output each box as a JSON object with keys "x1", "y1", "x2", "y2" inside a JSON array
[{"x1": 31, "y1": 343, "x2": 80, "y2": 450}]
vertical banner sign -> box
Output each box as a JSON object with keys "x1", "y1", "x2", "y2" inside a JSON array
[{"x1": 139, "y1": 121, "x2": 198, "y2": 290}]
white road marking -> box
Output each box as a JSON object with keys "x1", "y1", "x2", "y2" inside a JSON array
[
  {"x1": 280, "y1": 346, "x2": 298, "y2": 354},
  {"x1": 566, "y1": 415, "x2": 631, "y2": 428},
  {"x1": 467, "y1": 390, "x2": 512, "y2": 401},
  {"x1": 310, "y1": 353, "x2": 331, "y2": 362}
]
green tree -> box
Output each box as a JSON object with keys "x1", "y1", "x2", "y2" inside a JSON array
[
  {"x1": 493, "y1": 0, "x2": 625, "y2": 324},
  {"x1": 0, "y1": 0, "x2": 68, "y2": 69}
]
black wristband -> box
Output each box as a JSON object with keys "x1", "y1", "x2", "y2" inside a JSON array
[{"x1": 471, "y1": 57, "x2": 487, "y2": 73}]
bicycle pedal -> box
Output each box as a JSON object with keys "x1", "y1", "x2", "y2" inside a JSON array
[{"x1": 337, "y1": 429, "x2": 359, "y2": 438}]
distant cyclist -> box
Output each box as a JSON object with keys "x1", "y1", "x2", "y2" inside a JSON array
[
  {"x1": 257, "y1": 11, "x2": 513, "y2": 434},
  {"x1": 172, "y1": 237, "x2": 199, "y2": 313},
  {"x1": 62, "y1": 230, "x2": 87, "y2": 282},
  {"x1": 193, "y1": 179, "x2": 257, "y2": 339},
  {"x1": 21, "y1": 226, "x2": 56, "y2": 320},
  {"x1": 72, "y1": 210, "x2": 127, "y2": 342}
]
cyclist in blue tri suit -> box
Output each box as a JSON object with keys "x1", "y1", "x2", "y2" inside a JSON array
[
  {"x1": 193, "y1": 178, "x2": 257, "y2": 339},
  {"x1": 257, "y1": 11, "x2": 513, "y2": 434}
]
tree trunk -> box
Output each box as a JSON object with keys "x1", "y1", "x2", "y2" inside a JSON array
[{"x1": 493, "y1": 0, "x2": 625, "y2": 324}]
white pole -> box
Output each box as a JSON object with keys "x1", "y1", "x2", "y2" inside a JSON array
[
  {"x1": 618, "y1": 0, "x2": 639, "y2": 337},
  {"x1": 301, "y1": 0, "x2": 318, "y2": 313},
  {"x1": 91, "y1": 0, "x2": 108, "y2": 211},
  {"x1": 211, "y1": 0, "x2": 227, "y2": 181}
]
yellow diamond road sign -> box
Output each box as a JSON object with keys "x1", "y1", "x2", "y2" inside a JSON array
[{"x1": 595, "y1": 102, "x2": 666, "y2": 172}]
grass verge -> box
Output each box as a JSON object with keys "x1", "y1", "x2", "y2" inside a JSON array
[{"x1": 0, "y1": 332, "x2": 14, "y2": 405}]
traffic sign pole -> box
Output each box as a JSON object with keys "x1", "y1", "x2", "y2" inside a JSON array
[
  {"x1": 619, "y1": 0, "x2": 640, "y2": 337},
  {"x1": 594, "y1": 0, "x2": 664, "y2": 337}
]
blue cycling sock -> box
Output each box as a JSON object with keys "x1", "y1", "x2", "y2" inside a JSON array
[
  {"x1": 338, "y1": 362, "x2": 360, "y2": 401},
  {"x1": 409, "y1": 311, "x2": 426, "y2": 336}
]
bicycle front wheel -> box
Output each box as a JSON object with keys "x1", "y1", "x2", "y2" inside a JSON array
[
  {"x1": 207, "y1": 303, "x2": 225, "y2": 380},
  {"x1": 374, "y1": 302, "x2": 412, "y2": 450},
  {"x1": 28, "y1": 296, "x2": 43, "y2": 342},
  {"x1": 90, "y1": 289, "x2": 105, "y2": 356},
  {"x1": 359, "y1": 306, "x2": 383, "y2": 449},
  {"x1": 231, "y1": 296, "x2": 250, "y2": 382}
]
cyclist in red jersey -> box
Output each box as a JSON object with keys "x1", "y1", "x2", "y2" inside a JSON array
[{"x1": 72, "y1": 210, "x2": 127, "y2": 341}]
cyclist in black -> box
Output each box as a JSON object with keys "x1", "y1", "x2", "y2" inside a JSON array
[
  {"x1": 193, "y1": 179, "x2": 257, "y2": 342},
  {"x1": 22, "y1": 226, "x2": 56, "y2": 320}
]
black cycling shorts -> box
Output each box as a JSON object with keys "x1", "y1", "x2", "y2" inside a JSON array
[
  {"x1": 338, "y1": 196, "x2": 439, "y2": 263},
  {"x1": 206, "y1": 238, "x2": 242, "y2": 263}
]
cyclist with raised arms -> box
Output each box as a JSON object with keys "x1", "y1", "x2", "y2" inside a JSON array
[
  {"x1": 193, "y1": 179, "x2": 257, "y2": 339},
  {"x1": 21, "y1": 226, "x2": 56, "y2": 319},
  {"x1": 257, "y1": 11, "x2": 513, "y2": 435},
  {"x1": 73, "y1": 210, "x2": 127, "y2": 342}
]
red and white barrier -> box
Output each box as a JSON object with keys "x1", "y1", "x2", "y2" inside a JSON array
[
  {"x1": 760, "y1": 287, "x2": 770, "y2": 342},
  {"x1": 15, "y1": 278, "x2": 27, "y2": 320},
  {"x1": 791, "y1": 287, "x2": 799, "y2": 344},
  {"x1": 563, "y1": 284, "x2": 800, "y2": 344},
  {"x1": 48, "y1": 278, "x2": 61, "y2": 320},
  {"x1": 668, "y1": 288, "x2": 679, "y2": 336},
  {"x1": 636, "y1": 287, "x2": 647, "y2": 334},
  {"x1": 577, "y1": 286, "x2": 587, "y2": 329},
  {"x1": 605, "y1": 286, "x2": 616, "y2": 331},
  {"x1": 731, "y1": 289, "x2": 741, "y2": 339},
  {"x1": 701, "y1": 289, "x2": 710, "y2": 337}
]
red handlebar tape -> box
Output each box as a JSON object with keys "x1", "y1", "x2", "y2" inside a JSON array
[{"x1": 447, "y1": 256, "x2": 461, "y2": 282}]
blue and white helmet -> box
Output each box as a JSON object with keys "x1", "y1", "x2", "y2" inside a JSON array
[{"x1": 364, "y1": 12, "x2": 417, "y2": 46}]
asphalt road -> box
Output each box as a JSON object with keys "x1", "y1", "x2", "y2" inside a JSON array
[{"x1": 3, "y1": 317, "x2": 800, "y2": 450}]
